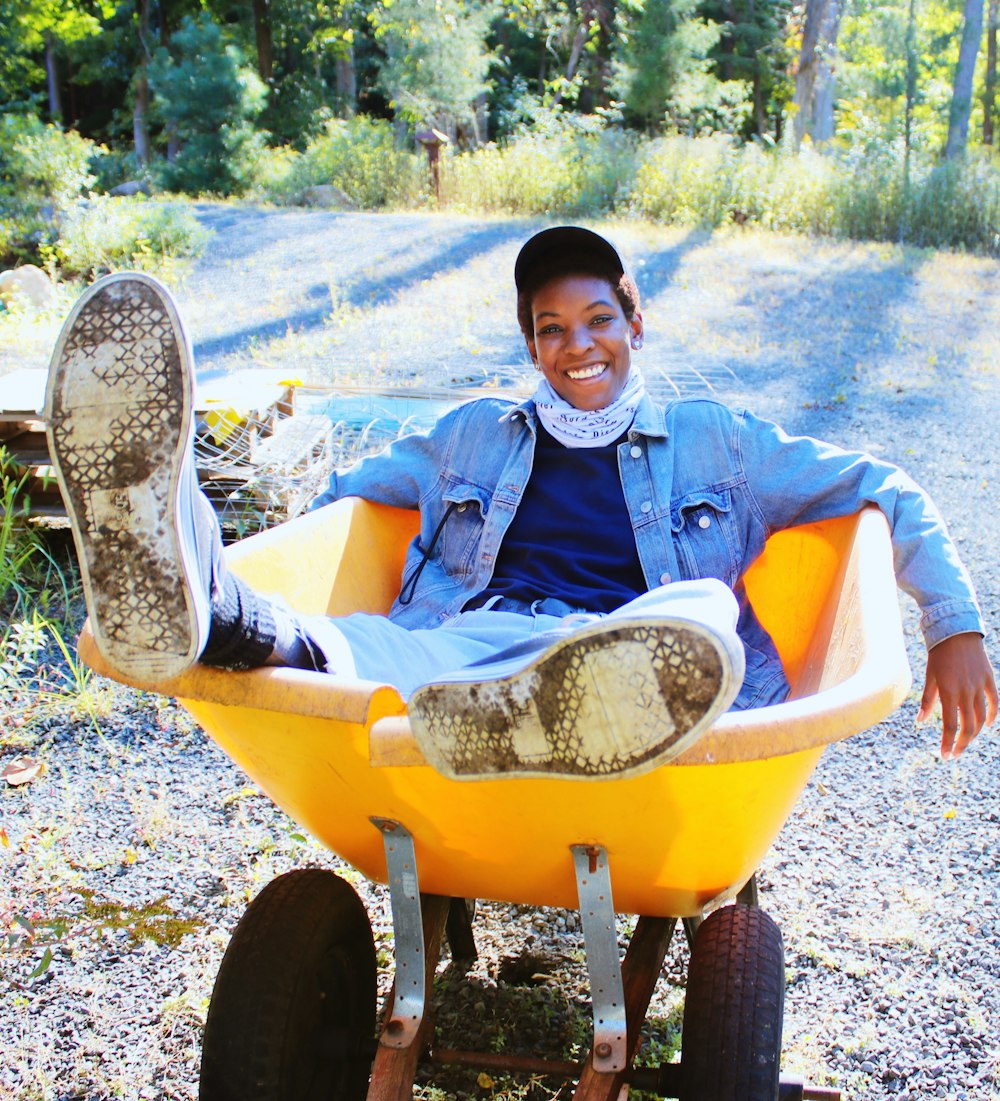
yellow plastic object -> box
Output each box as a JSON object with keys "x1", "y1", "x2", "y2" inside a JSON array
[{"x1": 79, "y1": 502, "x2": 911, "y2": 919}]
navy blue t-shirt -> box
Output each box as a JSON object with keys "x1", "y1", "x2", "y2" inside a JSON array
[{"x1": 472, "y1": 423, "x2": 647, "y2": 613}]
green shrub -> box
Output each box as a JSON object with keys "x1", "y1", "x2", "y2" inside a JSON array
[
  {"x1": 0, "y1": 114, "x2": 98, "y2": 207},
  {"x1": 439, "y1": 113, "x2": 640, "y2": 216},
  {"x1": 259, "y1": 117, "x2": 427, "y2": 209},
  {"x1": 894, "y1": 153, "x2": 1000, "y2": 252},
  {"x1": 149, "y1": 14, "x2": 267, "y2": 196},
  {"x1": 247, "y1": 144, "x2": 303, "y2": 203},
  {"x1": 0, "y1": 114, "x2": 102, "y2": 263},
  {"x1": 627, "y1": 133, "x2": 1000, "y2": 253},
  {"x1": 88, "y1": 146, "x2": 148, "y2": 194},
  {"x1": 52, "y1": 196, "x2": 210, "y2": 277}
]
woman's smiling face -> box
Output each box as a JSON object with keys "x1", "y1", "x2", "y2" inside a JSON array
[{"x1": 526, "y1": 274, "x2": 643, "y2": 411}]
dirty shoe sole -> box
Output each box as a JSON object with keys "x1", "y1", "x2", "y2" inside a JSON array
[
  {"x1": 408, "y1": 617, "x2": 741, "y2": 781},
  {"x1": 45, "y1": 273, "x2": 208, "y2": 681}
]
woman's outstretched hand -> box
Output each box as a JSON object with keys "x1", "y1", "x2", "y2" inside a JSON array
[{"x1": 919, "y1": 633, "x2": 998, "y2": 758}]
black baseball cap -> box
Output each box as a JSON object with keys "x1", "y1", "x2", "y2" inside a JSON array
[{"x1": 513, "y1": 226, "x2": 626, "y2": 292}]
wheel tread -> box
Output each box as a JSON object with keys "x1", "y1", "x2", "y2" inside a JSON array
[{"x1": 680, "y1": 903, "x2": 785, "y2": 1101}]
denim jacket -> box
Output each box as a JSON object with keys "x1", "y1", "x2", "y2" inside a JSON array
[{"x1": 313, "y1": 394, "x2": 984, "y2": 707}]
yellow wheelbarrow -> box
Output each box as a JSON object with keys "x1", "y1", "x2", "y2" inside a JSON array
[{"x1": 80, "y1": 503, "x2": 911, "y2": 1101}]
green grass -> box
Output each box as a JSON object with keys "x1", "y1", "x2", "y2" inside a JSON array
[
  {"x1": 0, "y1": 447, "x2": 63, "y2": 621},
  {"x1": 252, "y1": 116, "x2": 1000, "y2": 254},
  {"x1": 50, "y1": 196, "x2": 210, "y2": 278}
]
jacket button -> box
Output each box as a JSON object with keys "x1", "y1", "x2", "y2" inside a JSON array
[
  {"x1": 659, "y1": 571, "x2": 671, "y2": 584},
  {"x1": 640, "y1": 500, "x2": 652, "y2": 514},
  {"x1": 698, "y1": 515, "x2": 711, "y2": 529},
  {"x1": 630, "y1": 445, "x2": 642, "y2": 458},
  {"x1": 458, "y1": 503, "x2": 468, "y2": 512}
]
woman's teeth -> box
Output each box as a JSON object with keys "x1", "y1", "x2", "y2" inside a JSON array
[{"x1": 566, "y1": 364, "x2": 607, "y2": 380}]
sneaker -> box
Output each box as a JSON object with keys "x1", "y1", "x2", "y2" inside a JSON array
[
  {"x1": 45, "y1": 273, "x2": 211, "y2": 681},
  {"x1": 407, "y1": 616, "x2": 744, "y2": 781}
]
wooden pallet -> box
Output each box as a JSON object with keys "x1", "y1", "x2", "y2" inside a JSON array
[{"x1": 0, "y1": 368, "x2": 320, "y2": 523}]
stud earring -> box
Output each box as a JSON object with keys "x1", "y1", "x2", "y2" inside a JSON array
[{"x1": 631, "y1": 336, "x2": 643, "y2": 350}]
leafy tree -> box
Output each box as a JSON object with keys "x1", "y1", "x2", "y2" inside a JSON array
[
  {"x1": 616, "y1": 0, "x2": 733, "y2": 133},
  {"x1": 0, "y1": 0, "x2": 113, "y2": 122},
  {"x1": 837, "y1": 0, "x2": 983, "y2": 155},
  {"x1": 369, "y1": 0, "x2": 492, "y2": 142},
  {"x1": 700, "y1": 0, "x2": 794, "y2": 137},
  {"x1": 490, "y1": 0, "x2": 584, "y2": 106},
  {"x1": 204, "y1": 0, "x2": 376, "y2": 146},
  {"x1": 149, "y1": 14, "x2": 268, "y2": 193}
]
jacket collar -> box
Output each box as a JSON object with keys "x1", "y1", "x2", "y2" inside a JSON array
[
  {"x1": 499, "y1": 391, "x2": 669, "y2": 440},
  {"x1": 629, "y1": 393, "x2": 669, "y2": 440}
]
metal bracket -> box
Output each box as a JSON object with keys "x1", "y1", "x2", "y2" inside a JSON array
[
  {"x1": 372, "y1": 817, "x2": 426, "y2": 1049},
  {"x1": 571, "y1": 844, "x2": 627, "y2": 1073}
]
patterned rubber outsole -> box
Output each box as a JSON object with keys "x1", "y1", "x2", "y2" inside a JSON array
[
  {"x1": 44, "y1": 274, "x2": 207, "y2": 681},
  {"x1": 408, "y1": 618, "x2": 738, "y2": 781}
]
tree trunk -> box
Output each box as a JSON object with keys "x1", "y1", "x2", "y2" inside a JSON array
[
  {"x1": 45, "y1": 35, "x2": 63, "y2": 123},
  {"x1": 133, "y1": 0, "x2": 152, "y2": 166},
  {"x1": 472, "y1": 91, "x2": 489, "y2": 146},
  {"x1": 133, "y1": 74, "x2": 152, "y2": 166},
  {"x1": 551, "y1": 22, "x2": 588, "y2": 108},
  {"x1": 747, "y1": 0, "x2": 768, "y2": 135},
  {"x1": 904, "y1": 0, "x2": 918, "y2": 177},
  {"x1": 984, "y1": 0, "x2": 998, "y2": 144},
  {"x1": 336, "y1": 46, "x2": 357, "y2": 116},
  {"x1": 253, "y1": 0, "x2": 274, "y2": 83},
  {"x1": 792, "y1": 0, "x2": 842, "y2": 148},
  {"x1": 945, "y1": 0, "x2": 985, "y2": 158}
]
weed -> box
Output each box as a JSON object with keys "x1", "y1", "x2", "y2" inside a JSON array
[
  {"x1": 51, "y1": 195, "x2": 210, "y2": 278},
  {"x1": 1, "y1": 887, "x2": 206, "y2": 988},
  {"x1": 0, "y1": 445, "x2": 48, "y2": 617}
]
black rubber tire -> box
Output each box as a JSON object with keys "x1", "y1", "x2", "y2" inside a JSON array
[
  {"x1": 680, "y1": 903, "x2": 785, "y2": 1101},
  {"x1": 199, "y1": 868, "x2": 377, "y2": 1101}
]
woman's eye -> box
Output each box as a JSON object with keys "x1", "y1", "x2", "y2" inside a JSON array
[{"x1": 590, "y1": 315, "x2": 613, "y2": 326}]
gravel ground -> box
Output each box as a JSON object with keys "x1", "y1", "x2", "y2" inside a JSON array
[{"x1": 1, "y1": 207, "x2": 999, "y2": 1101}]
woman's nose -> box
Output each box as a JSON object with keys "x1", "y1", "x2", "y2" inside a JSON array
[{"x1": 566, "y1": 324, "x2": 595, "y2": 352}]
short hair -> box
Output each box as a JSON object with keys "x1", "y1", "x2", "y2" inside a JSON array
[{"x1": 516, "y1": 251, "x2": 640, "y2": 338}]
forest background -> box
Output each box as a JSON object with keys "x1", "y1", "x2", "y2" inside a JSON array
[{"x1": 4, "y1": 0, "x2": 1000, "y2": 272}]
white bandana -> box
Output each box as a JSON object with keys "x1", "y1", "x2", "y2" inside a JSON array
[{"x1": 532, "y1": 369, "x2": 646, "y2": 448}]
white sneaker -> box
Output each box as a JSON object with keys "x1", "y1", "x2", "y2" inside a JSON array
[
  {"x1": 45, "y1": 273, "x2": 211, "y2": 681},
  {"x1": 408, "y1": 615, "x2": 745, "y2": 781}
]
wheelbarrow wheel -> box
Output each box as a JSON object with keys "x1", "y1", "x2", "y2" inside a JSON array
[
  {"x1": 680, "y1": 903, "x2": 784, "y2": 1101},
  {"x1": 199, "y1": 868, "x2": 377, "y2": 1101}
]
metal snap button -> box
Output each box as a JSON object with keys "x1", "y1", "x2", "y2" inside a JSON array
[
  {"x1": 698, "y1": 515, "x2": 711, "y2": 529},
  {"x1": 630, "y1": 445, "x2": 642, "y2": 459},
  {"x1": 640, "y1": 500, "x2": 653, "y2": 514},
  {"x1": 659, "y1": 571, "x2": 671, "y2": 584}
]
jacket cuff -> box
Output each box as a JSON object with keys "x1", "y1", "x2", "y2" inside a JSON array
[{"x1": 921, "y1": 601, "x2": 986, "y2": 649}]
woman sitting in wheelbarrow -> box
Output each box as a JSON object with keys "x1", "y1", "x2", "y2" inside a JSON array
[{"x1": 45, "y1": 226, "x2": 996, "y2": 780}]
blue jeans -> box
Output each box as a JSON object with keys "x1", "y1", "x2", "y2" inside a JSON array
[{"x1": 295, "y1": 578, "x2": 744, "y2": 701}]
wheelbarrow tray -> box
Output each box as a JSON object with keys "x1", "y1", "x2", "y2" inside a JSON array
[{"x1": 80, "y1": 501, "x2": 910, "y2": 919}]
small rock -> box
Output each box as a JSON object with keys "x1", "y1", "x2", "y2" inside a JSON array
[
  {"x1": 108, "y1": 180, "x2": 152, "y2": 197},
  {"x1": 0, "y1": 264, "x2": 54, "y2": 309},
  {"x1": 298, "y1": 184, "x2": 357, "y2": 210}
]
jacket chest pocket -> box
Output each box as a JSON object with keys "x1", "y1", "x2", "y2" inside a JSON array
[
  {"x1": 437, "y1": 483, "x2": 490, "y2": 577},
  {"x1": 671, "y1": 488, "x2": 739, "y2": 585}
]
